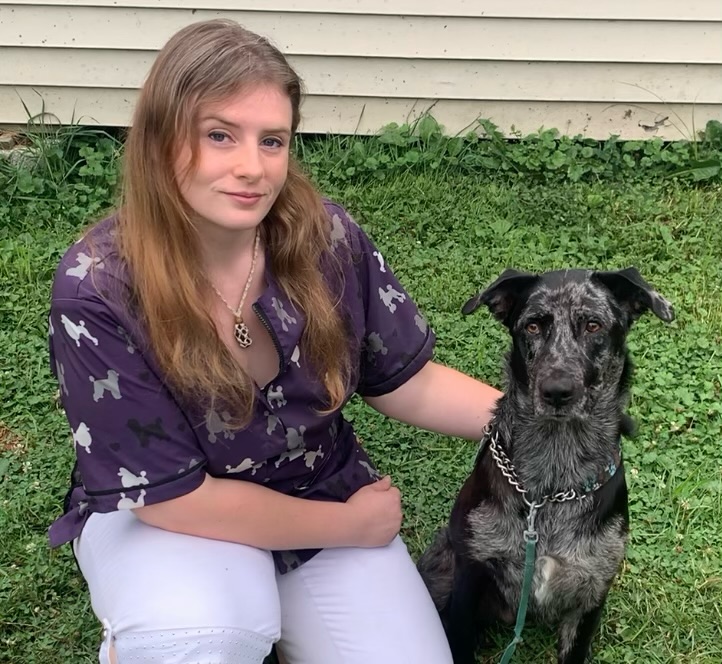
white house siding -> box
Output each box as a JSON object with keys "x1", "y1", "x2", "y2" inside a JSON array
[{"x1": 0, "y1": 0, "x2": 720, "y2": 139}]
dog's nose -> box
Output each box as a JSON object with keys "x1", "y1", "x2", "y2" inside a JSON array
[{"x1": 540, "y1": 376, "x2": 577, "y2": 408}]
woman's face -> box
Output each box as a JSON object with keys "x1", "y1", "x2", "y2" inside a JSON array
[{"x1": 175, "y1": 84, "x2": 293, "y2": 236}]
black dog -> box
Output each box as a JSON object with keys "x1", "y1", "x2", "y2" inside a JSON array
[{"x1": 418, "y1": 267, "x2": 674, "y2": 664}]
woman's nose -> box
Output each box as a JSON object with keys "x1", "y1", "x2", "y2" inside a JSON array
[{"x1": 231, "y1": 144, "x2": 263, "y2": 180}]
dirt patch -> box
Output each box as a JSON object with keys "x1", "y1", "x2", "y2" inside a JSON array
[{"x1": 0, "y1": 422, "x2": 27, "y2": 456}]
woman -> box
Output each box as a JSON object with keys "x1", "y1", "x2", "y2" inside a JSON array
[{"x1": 48, "y1": 18, "x2": 501, "y2": 664}]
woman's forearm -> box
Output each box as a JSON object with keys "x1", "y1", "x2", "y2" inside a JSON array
[
  {"x1": 135, "y1": 474, "x2": 355, "y2": 550},
  {"x1": 365, "y1": 361, "x2": 502, "y2": 440}
]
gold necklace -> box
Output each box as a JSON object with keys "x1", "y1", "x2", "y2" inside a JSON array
[{"x1": 209, "y1": 228, "x2": 260, "y2": 349}]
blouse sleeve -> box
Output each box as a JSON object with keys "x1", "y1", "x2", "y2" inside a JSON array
[
  {"x1": 49, "y1": 295, "x2": 207, "y2": 514},
  {"x1": 326, "y1": 202, "x2": 436, "y2": 397}
]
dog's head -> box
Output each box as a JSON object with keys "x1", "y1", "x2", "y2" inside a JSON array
[{"x1": 463, "y1": 267, "x2": 674, "y2": 420}]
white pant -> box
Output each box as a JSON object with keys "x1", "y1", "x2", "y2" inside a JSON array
[{"x1": 74, "y1": 510, "x2": 453, "y2": 664}]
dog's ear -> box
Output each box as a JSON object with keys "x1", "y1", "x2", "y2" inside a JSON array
[
  {"x1": 462, "y1": 268, "x2": 539, "y2": 325},
  {"x1": 593, "y1": 267, "x2": 674, "y2": 325}
]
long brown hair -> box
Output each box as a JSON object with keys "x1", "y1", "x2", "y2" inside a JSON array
[{"x1": 118, "y1": 19, "x2": 350, "y2": 425}]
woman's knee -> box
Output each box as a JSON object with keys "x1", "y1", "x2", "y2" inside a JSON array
[
  {"x1": 76, "y1": 511, "x2": 282, "y2": 660},
  {"x1": 278, "y1": 536, "x2": 452, "y2": 664}
]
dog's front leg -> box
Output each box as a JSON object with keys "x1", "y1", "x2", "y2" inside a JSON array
[
  {"x1": 556, "y1": 599, "x2": 606, "y2": 664},
  {"x1": 444, "y1": 556, "x2": 486, "y2": 664}
]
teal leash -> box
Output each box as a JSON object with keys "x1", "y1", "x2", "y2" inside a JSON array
[{"x1": 498, "y1": 501, "x2": 542, "y2": 664}]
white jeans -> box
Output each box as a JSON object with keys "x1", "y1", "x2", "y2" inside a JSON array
[{"x1": 74, "y1": 510, "x2": 453, "y2": 664}]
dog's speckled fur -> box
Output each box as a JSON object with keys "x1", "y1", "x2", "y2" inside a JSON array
[{"x1": 418, "y1": 267, "x2": 673, "y2": 664}]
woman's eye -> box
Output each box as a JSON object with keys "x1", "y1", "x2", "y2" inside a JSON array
[
  {"x1": 586, "y1": 321, "x2": 602, "y2": 333},
  {"x1": 526, "y1": 322, "x2": 541, "y2": 335},
  {"x1": 262, "y1": 137, "x2": 283, "y2": 148},
  {"x1": 208, "y1": 131, "x2": 228, "y2": 143}
]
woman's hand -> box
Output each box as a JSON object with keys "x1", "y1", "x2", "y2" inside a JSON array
[{"x1": 345, "y1": 475, "x2": 402, "y2": 547}]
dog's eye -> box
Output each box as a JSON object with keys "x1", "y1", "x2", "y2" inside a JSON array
[
  {"x1": 586, "y1": 321, "x2": 602, "y2": 333},
  {"x1": 526, "y1": 322, "x2": 541, "y2": 335}
]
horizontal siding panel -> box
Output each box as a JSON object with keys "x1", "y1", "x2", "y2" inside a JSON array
[
  {"x1": 2, "y1": 86, "x2": 718, "y2": 140},
  {"x1": 1, "y1": 6, "x2": 720, "y2": 63},
  {"x1": 3, "y1": 48, "x2": 720, "y2": 104},
  {"x1": 4, "y1": 0, "x2": 722, "y2": 21}
]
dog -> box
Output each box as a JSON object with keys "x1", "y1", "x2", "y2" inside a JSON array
[{"x1": 417, "y1": 267, "x2": 674, "y2": 664}]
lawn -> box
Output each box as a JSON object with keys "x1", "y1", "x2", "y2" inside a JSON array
[{"x1": 1, "y1": 125, "x2": 721, "y2": 663}]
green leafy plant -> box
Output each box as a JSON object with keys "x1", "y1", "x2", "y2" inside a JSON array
[
  {"x1": 0, "y1": 100, "x2": 122, "y2": 231},
  {"x1": 296, "y1": 115, "x2": 722, "y2": 188}
]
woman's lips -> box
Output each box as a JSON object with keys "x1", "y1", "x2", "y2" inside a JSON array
[{"x1": 224, "y1": 191, "x2": 263, "y2": 205}]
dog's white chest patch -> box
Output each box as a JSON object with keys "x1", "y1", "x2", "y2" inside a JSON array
[{"x1": 533, "y1": 555, "x2": 560, "y2": 605}]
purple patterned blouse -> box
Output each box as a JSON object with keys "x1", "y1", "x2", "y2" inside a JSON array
[{"x1": 48, "y1": 200, "x2": 435, "y2": 573}]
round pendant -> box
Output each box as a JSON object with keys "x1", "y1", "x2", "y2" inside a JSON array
[{"x1": 234, "y1": 320, "x2": 252, "y2": 348}]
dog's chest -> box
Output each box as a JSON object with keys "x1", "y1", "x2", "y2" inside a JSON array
[{"x1": 466, "y1": 500, "x2": 626, "y2": 620}]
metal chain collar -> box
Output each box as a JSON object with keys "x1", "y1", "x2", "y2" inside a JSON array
[{"x1": 484, "y1": 424, "x2": 591, "y2": 511}]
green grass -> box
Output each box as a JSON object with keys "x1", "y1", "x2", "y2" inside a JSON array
[{"x1": 1, "y1": 127, "x2": 721, "y2": 663}]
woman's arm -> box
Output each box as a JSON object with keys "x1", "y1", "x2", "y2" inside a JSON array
[
  {"x1": 135, "y1": 473, "x2": 401, "y2": 550},
  {"x1": 363, "y1": 360, "x2": 502, "y2": 440}
]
